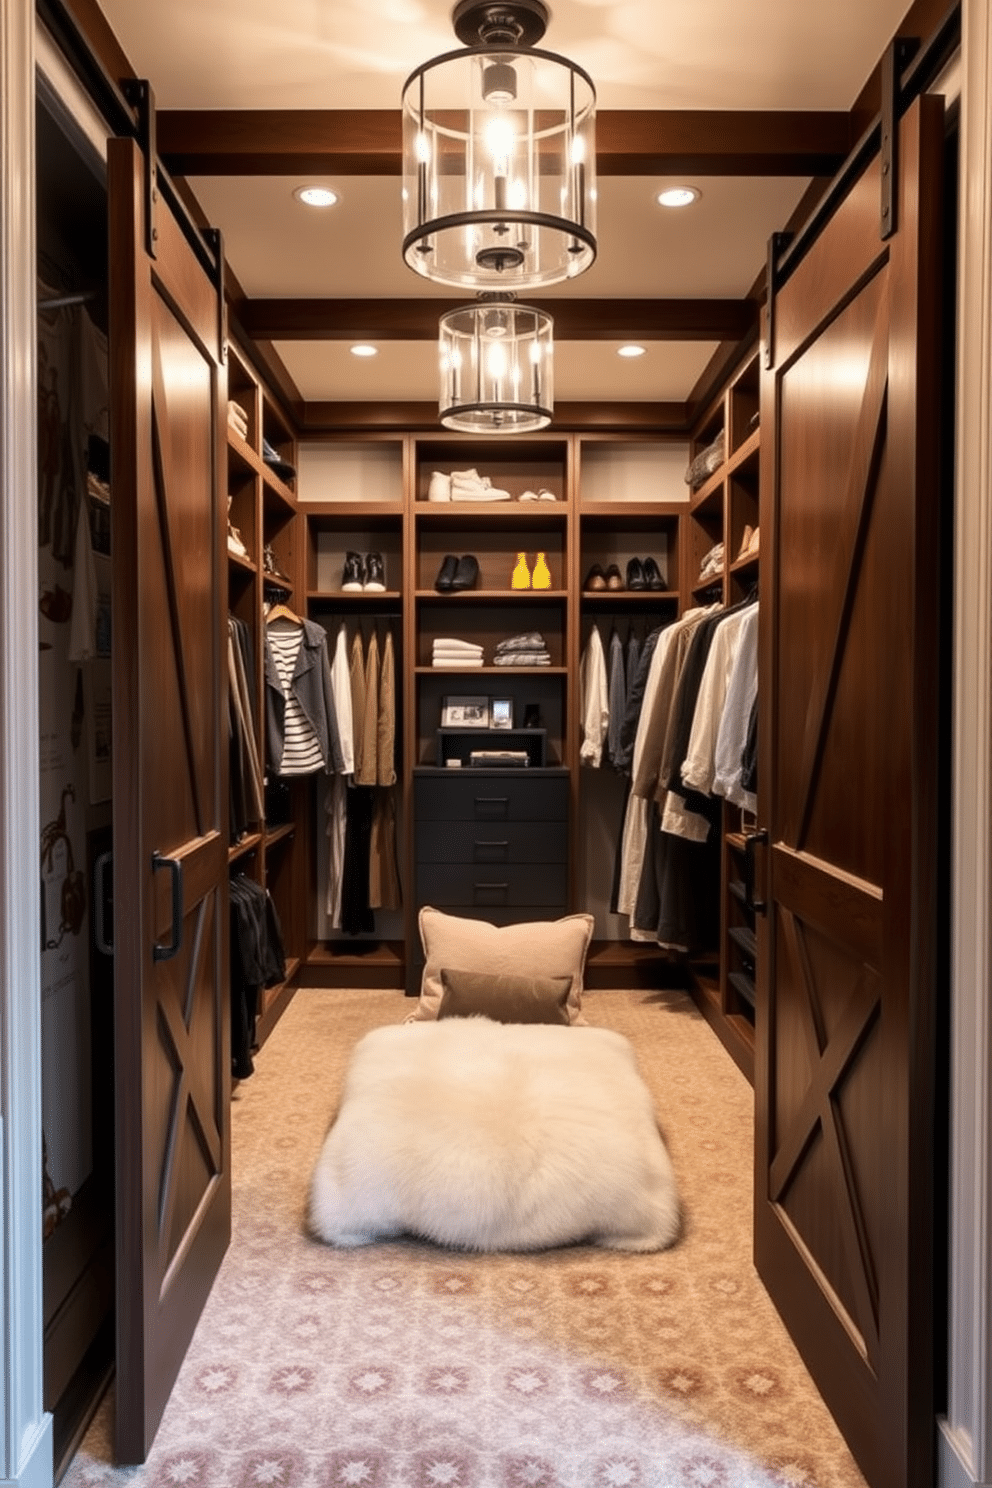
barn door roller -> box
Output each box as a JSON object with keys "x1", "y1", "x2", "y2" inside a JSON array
[{"x1": 121, "y1": 78, "x2": 158, "y2": 260}]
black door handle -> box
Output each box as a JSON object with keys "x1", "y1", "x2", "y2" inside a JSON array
[
  {"x1": 743, "y1": 829, "x2": 768, "y2": 915},
  {"x1": 94, "y1": 850, "x2": 114, "y2": 955},
  {"x1": 152, "y1": 850, "x2": 184, "y2": 961}
]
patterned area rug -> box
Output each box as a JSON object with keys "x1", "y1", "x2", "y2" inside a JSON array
[{"x1": 63, "y1": 986, "x2": 867, "y2": 1488}]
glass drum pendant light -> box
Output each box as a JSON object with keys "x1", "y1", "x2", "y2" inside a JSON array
[
  {"x1": 439, "y1": 296, "x2": 553, "y2": 432},
  {"x1": 402, "y1": 0, "x2": 597, "y2": 291}
]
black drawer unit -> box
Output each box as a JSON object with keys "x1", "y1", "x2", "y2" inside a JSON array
[
  {"x1": 416, "y1": 862, "x2": 568, "y2": 910},
  {"x1": 415, "y1": 770, "x2": 569, "y2": 824},
  {"x1": 416, "y1": 819, "x2": 567, "y2": 864},
  {"x1": 410, "y1": 767, "x2": 571, "y2": 989}
]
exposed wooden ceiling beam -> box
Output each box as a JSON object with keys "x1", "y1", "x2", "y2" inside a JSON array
[
  {"x1": 158, "y1": 108, "x2": 851, "y2": 178},
  {"x1": 241, "y1": 297, "x2": 756, "y2": 343},
  {"x1": 297, "y1": 400, "x2": 689, "y2": 435}
]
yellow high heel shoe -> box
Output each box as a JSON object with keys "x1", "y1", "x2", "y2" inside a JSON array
[
  {"x1": 532, "y1": 552, "x2": 552, "y2": 590},
  {"x1": 511, "y1": 552, "x2": 531, "y2": 589}
]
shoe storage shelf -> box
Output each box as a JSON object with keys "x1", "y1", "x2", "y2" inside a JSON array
[{"x1": 226, "y1": 341, "x2": 308, "y2": 1047}]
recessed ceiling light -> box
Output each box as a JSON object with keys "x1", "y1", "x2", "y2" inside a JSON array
[
  {"x1": 295, "y1": 185, "x2": 339, "y2": 208},
  {"x1": 618, "y1": 344, "x2": 646, "y2": 358},
  {"x1": 350, "y1": 344, "x2": 378, "y2": 358},
  {"x1": 656, "y1": 186, "x2": 700, "y2": 208}
]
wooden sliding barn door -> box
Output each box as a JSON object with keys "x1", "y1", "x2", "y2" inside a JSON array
[
  {"x1": 108, "y1": 136, "x2": 230, "y2": 1463},
  {"x1": 755, "y1": 95, "x2": 943, "y2": 1488}
]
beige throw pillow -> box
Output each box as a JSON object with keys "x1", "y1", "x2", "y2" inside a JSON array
[
  {"x1": 412, "y1": 907, "x2": 594, "y2": 1026},
  {"x1": 438, "y1": 968, "x2": 573, "y2": 1025}
]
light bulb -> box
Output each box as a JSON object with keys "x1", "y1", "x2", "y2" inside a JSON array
[
  {"x1": 487, "y1": 342, "x2": 508, "y2": 379},
  {"x1": 485, "y1": 115, "x2": 515, "y2": 169}
]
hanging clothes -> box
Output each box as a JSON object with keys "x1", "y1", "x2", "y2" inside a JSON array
[
  {"x1": 325, "y1": 772, "x2": 348, "y2": 928},
  {"x1": 264, "y1": 615, "x2": 344, "y2": 776},
  {"x1": 330, "y1": 619, "x2": 355, "y2": 777},
  {"x1": 228, "y1": 617, "x2": 264, "y2": 833},
  {"x1": 711, "y1": 603, "x2": 759, "y2": 811},
  {"x1": 579, "y1": 624, "x2": 609, "y2": 767},
  {"x1": 377, "y1": 626, "x2": 397, "y2": 788},
  {"x1": 660, "y1": 598, "x2": 756, "y2": 839},
  {"x1": 328, "y1": 623, "x2": 402, "y2": 930},
  {"x1": 606, "y1": 627, "x2": 627, "y2": 770},
  {"x1": 349, "y1": 627, "x2": 366, "y2": 771},
  {"x1": 356, "y1": 628, "x2": 380, "y2": 787},
  {"x1": 229, "y1": 875, "x2": 286, "y2": 1079}
]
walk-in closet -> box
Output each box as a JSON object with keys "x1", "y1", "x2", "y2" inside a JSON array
[{"x1": 8, "y1": 2, "x2": 976, "y2": 1488}]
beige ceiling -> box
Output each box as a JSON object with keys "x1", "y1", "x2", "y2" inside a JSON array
[
  {"x1": 98, "y1": 0, "x2": 911, "y2": 112},
  {"x1": 94, "y1": 0, "x2": 913, "y2": 406}
]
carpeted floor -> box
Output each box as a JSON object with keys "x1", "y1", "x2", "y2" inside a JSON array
[{"x1": 63, "y1": 986, "x2": 868, "y2": 1488}]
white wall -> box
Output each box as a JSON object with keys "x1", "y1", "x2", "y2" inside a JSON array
[
  {"x1": 0, "y1": 0, "x2": 52, "y2": 1482},
  {"x1": 939, "y1": 2, "x2": 992, "y2": 1485}
]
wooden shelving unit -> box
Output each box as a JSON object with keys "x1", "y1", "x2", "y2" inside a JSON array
[{"x1": 681, "y1": 350, "x2": 761, "y2": 1081}]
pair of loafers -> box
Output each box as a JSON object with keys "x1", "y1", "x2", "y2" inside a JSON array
[
  {"x1": 584, "y1": 556, "x2": 665, "y2": 592},
  {"x1": 435, "y1": 554, "x2": 479, "y2": 592},
  {"x1": 625, "y1": 556, "x2": 665, "y2": 591}
]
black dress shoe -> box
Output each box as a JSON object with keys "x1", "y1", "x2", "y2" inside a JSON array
[
  {"x1": 642, "y1": 555, "x2": 665, "y2": 590},
  {"x1": 626, "y1": 557, "x2": 646, "y2": 591},
  {"x1": 342, "y1": 551, "x2": 364, "y2": 591},
  {"x1": 583, "y1": 563, "x2": 607, "y2": 591},
  {"x1": 435, "y1": 554, "x2": 459, "y2": 592},
  {"x1": 605, "y1": 564, "x2": 624, "y2": 591},
  {"x1": 364, "y1": 552, "x2": 385, "y2": 591},
  {"x1": 450, "y1": 554, "x2": 479, "y2": 592}
]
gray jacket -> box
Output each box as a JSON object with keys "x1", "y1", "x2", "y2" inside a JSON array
[{"x1": 264, "y1": 618, "x2": 344, "y2": 775}]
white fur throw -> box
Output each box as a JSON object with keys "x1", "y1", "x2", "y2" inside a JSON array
[{"x1": 310, "y1": 1018, "x2": 680, "y2": 1253}]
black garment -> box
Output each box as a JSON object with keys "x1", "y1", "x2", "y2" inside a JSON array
[
  {"x1": 615, "y1": 625, "x2": 664, "y2": 776},
  {"x1": 741, "y1": 694, "x2": 758, "y2": 797},
  {"x1": 340, "y1": 784, "x2": 375, "y2": 935},
  {"x1": 609, "y1": 625, "x2": 666, "y2": 914},
  {"x1": 229, "y1": 875, "x2": 287, "y2": 1079},
  {"x1": 631, "y1": 802, "x2": 721, "y2": 952}
]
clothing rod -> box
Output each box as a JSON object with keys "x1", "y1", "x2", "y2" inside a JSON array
[{"x1": 38, "y1": 291, "x2": 97, "y2": 310}]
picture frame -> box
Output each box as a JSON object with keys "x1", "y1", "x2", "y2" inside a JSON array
[
  {"x1": 490, "y1": 698, "x2": 514, "y2": 729},
  {"x1": 441, "y1": 695, "x2": 490, "y2": 728}
]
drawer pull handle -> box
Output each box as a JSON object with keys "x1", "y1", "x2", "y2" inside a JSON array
[
  {"x1": 475, "y1": 797, "x2": 509, "y2": 806},
  {"x1": 475, "y1": 882, "x2": 509, "y2": 890},
  {"x1": 475, "y1": 840, "x2": 509, "y2": 848}
]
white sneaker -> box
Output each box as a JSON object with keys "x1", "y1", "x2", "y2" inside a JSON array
[
  {"x1": 451, "y1": 473, "x2": 512, "y2": 501},
  {"x1": 428, "y1": 471, "x2": 451, "y2": 502},
  {"x1": 519, "y1": 489, "x2": 539, "y2": 502},
  {"x1": 537, "y1": 489, "x2": 558, "y2": 501}
]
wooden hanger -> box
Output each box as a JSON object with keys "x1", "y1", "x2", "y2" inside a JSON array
[{"x1": 265, "y1": 601, "x2": 301, "y2": 625}]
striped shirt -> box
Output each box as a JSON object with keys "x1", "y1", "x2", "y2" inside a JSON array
[{"x1": 266, "y1": 620, "x2": 325, "y2": 775}]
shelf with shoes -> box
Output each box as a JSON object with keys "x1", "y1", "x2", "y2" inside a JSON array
[
  {"x1": 578, "y1": 506, "x2": 682, "y2": 606},
  {"x1": 415, "y1": 437, "x2": 568, "y2": 506},
  {"x1": 416, "y1": 524, "x2": 566, "y2": 598}
]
